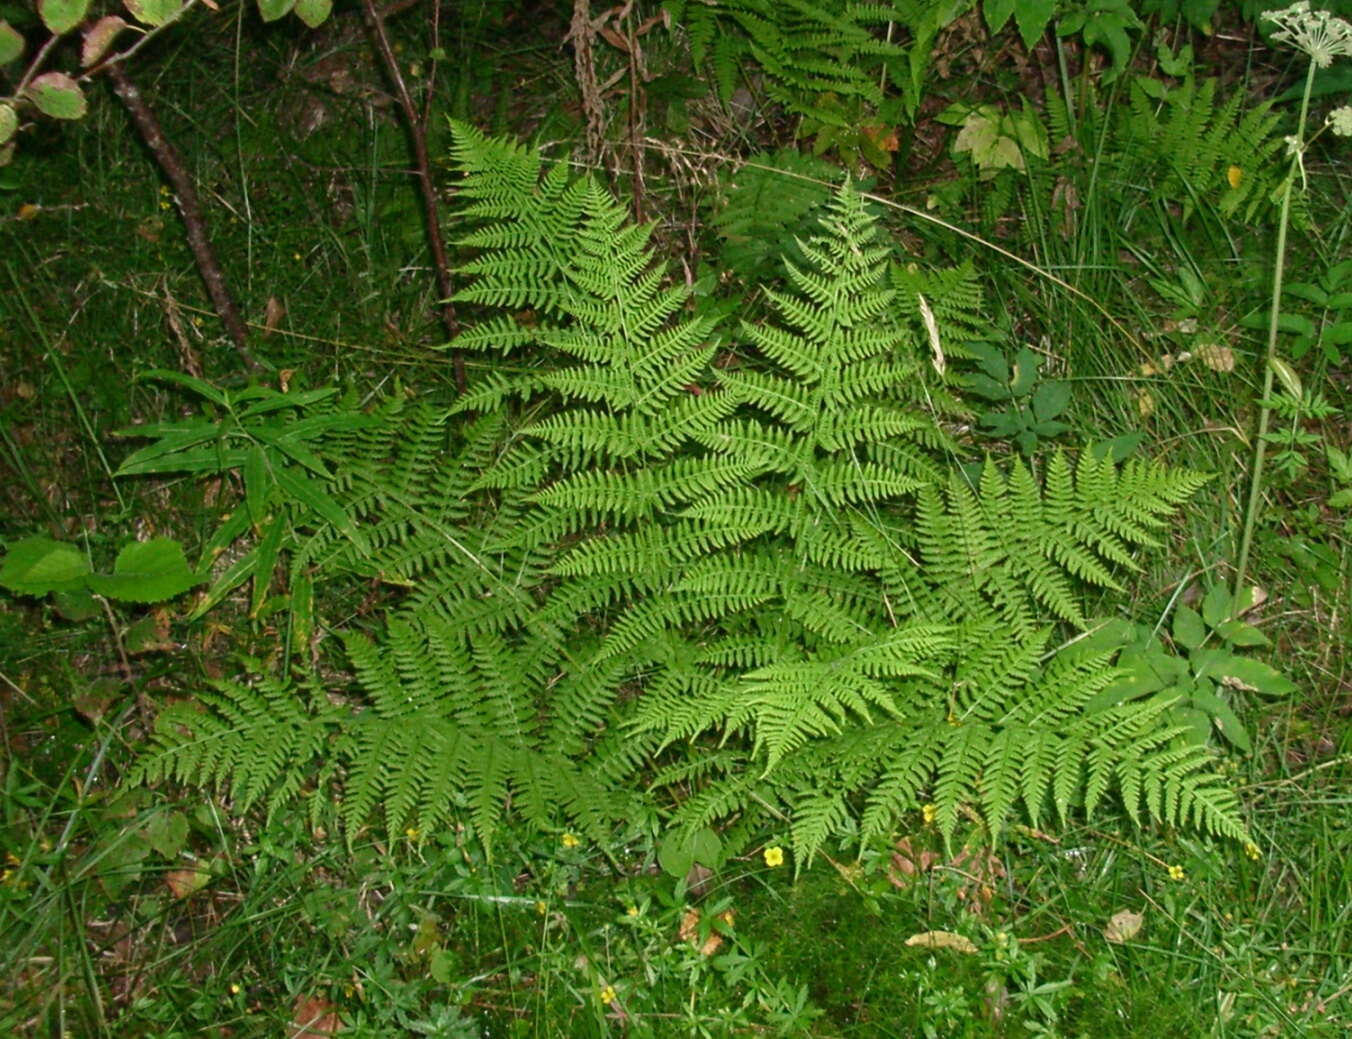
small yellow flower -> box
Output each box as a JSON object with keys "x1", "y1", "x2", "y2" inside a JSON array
[
  {"x1": 405, "y1": 826, "x2": 420, "y2": 840},
  {"x1": 292, "y1": 252, "x2": 302, "y2": 262},
  {"x1": 229, "y1": 982, "x2": 241, "y2": 995},
  {"x1": 598, "y1": 984, "x2": 617, "y2": 1005},
  {"x1": 626, "y1": 905, "x2": 640, "y2": 917},
  {"x1": 1244, "y1": 842, "x2": 1261, "y2": 862},
  {"x1": 922, "y1": 803, "x2": 938, "y2": 826},
  {"x1": 763, "y1": 845, "x2": 784, "y2": 868},
  {"x1": 1167, "y1": 863, "x2": 1186, "y2": 881},
  {"x1": 535, "y1": 900, "x2": 547, "y2": 915},
  {"x1": 561, "y1": 832, "x2": 580, "y2": 848}
]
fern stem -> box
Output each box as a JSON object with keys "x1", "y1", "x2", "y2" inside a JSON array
[{"x1": 1232, "y1": 58, "x2": 1317, "y2": 608}]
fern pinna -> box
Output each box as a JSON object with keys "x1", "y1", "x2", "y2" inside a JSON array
[{"x1": 135, "y1": 123, "x2": 1250, "y2": 862}]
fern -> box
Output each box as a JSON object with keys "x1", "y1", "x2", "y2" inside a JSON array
[{"x1": 133, "y1": 124, "x2": 1253, "y2": 865}]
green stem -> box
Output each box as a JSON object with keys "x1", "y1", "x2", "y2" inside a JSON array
[{"x1": 1232, "y1": 58, "x2": 1317, "y2": 609}]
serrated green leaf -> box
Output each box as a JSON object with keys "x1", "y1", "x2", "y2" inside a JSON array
[
  {"x1": 1172, "y1": 604, "x2": 1206, "y2": 651},
  {"x1": 26, "y1": 73, "x2": 87, "y2": 120},
  {"x1": 0, "y1": 536, "x2": 91, "y2": 595},
  {"x1": 53, "y1": 587, "x2": 99, "y2": 621},
  {"x1": 39, "y1": 0, "x2": 90, "y2": 34},
  {"x1": 86, "y1": 538, "x2": 204, "y2": 603}
]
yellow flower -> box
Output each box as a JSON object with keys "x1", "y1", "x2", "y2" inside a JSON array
[
  {"x1": 1244, "y1": 842, "x2": 1261, "y2": 862},
  {"x1": 561, "y1": 832, "x2": 580, "y2": 848},
  {"x1": 229, "y1": 983, "x2": 241, "y2": 995},
  {"x1": 598, "y1": 984, "x2": 617, "y2": 1005},
  {"x1": 535, "y1": 900, "x2": 547, "y2": 915},
  {"x1": 626, "y1": 905, "x2": 640, "y2": 917},
  {"x1": 922, "y1": 803, "x2": 938, "y2": 825},
  {"x1": 405, "y1": 826, "x2": 420, "y2": 839},
  {"x1": 763, "y1": 845, "x2": 784, "y2": 868},
  {"x1": 1167, "y1": 863, "x2": 1186, "y2": 881}
]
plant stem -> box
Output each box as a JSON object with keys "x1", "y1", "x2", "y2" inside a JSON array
[{"x1": 1232, "y1": 58, "x2": 1317, "y2": 608}]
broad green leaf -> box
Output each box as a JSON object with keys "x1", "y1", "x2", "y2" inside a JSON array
[
  {"x1": 1190, "y1": 685, "x2": 1252, "y2": 753},
  {"x1": 1329, "y1": 488, "x2": 1352, "y2": 509},
  {"x1": 39, "y1": 0, "x2": 90, "y2": 35},
  {"x1": 0, "y1": 536, "x2": 91, "y2": 595},
  {"x1": 53, "y1": 586, "x2": 99, "y2": 621},
  {"x1": 86, "y1": 538, "x2": 204, "y2": 603},
  {"x1": 293, "y1": 0, "x2": 331, "y2": 28},
  {"x1": 26, "y1": 73, "x2": 88, "y2": 120},
  {"x1": 1013, "y1": 0, "x2": 1056, "y2": 48},
  {"x1": 123, "y1": 0, "x2": 181, "y2": 27},
  {"x1": 689, "y1": 826, "x2": 722, "y2": 867},
  {"x1": 142, "y1": 810, "x2": 189, "y2": 859},
  {"x1": 82, "y1": 15, "x2": 128, "y2": 66},
  {"x1": 1171, "y1": 604, "x2": 1206, "y2": 651},
  {"x1": 0, "y1": 103, "x2": 15, "y2": 146},
  {"x1": 1214, "y1": 619, "x2": 1269, "y2": 648},
  {"x1": 657, "y1": 830, "x2": 694, "y2": 878},
  {"x1": 1217, "y1": 657, "x2": 1297, "y2": 697},
  {"x1": 257, "y1": 0, "x2": 296, "y2": 22},
  {"x1": 0, "y1": 21, "x2": 23, "y2": 64},
  {"x1": 982, "y1": 0, "x2": 1015, "y2": 33},
  {"x1": 1031, "y1": 380, "x2": 1070, "y2": 422},
  {"x1": 1010, "y1": 347, "x2": 1039, "y2": 396},
  {"x1": 1201, "y1": 583, "x2": 1231, "y2": 627}
]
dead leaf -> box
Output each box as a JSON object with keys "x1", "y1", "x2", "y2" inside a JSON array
[
  {"x1": 1104, "y1": 908, "x2": 1144, "y2": 944},
  {"x1": 1195, "y1": 342, "x2": 1235, "y2": 372},
  {"x1": 263, "y1": 296, "x2": 286, "y2": 337},
  {"x1": 887, "y1": 836, "x2": 940, "y2": 890},
  {"x1": 678, "y1": 906, "x2": 733, "y2": 956},
  {"x1": 905, "y1": 930, "x2": 978, "y2": 954},
  {"x1": 164, "y1": 864, "x2": 211, "y2": 899},
  {"x1": 290, "y1": 992, "x2": 343, "y2": 1038}
]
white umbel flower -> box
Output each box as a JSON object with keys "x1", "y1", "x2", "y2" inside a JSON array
[
  {"x1": 1329, "y1": 105, "x2": 1352, "y2": 136},
  {"x1": 1264, "y1": 2, "x2": 1352, "y2": 68}
]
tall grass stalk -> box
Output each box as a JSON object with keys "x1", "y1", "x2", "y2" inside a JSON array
[{"x1": 1235, "y1": 3, "x2": 1352, "y2": 604}]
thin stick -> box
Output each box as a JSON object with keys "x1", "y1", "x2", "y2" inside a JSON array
[
  {"x1": 105, "y1": 62, "x2": 259, "y2": 373},
  {"x1": 359, "y1": 0, "x2": 466, "y2": 392}
]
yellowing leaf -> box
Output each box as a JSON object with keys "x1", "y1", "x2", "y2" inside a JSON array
[
  {"x1": 1227, "y1": 165, "x2": 1243, "y2": 189},
  {"x1": 904, "y1": 930, "x2": 978, "y2": 954},
  {"x1": 26, "y1": 72, "x2": 88, "y2": 120},
  {"x1": 1104, "y1": 908, "x2": 1144, "y2": 943},
  {"x1": 82, "y1": 15, "x2": 128, "y2": 66}
]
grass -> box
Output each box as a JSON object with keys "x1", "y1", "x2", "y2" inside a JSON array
[{"x1": 3, "y1": 4, "x2": 1351, "y2": 1037}]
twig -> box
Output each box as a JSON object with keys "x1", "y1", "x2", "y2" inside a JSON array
[
  {"x1": 105, "y1": 61, "x2": 260, "y2": 373},
  {"x1": 359, "y1": 0, "x2": 465, "y2": 393}
]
